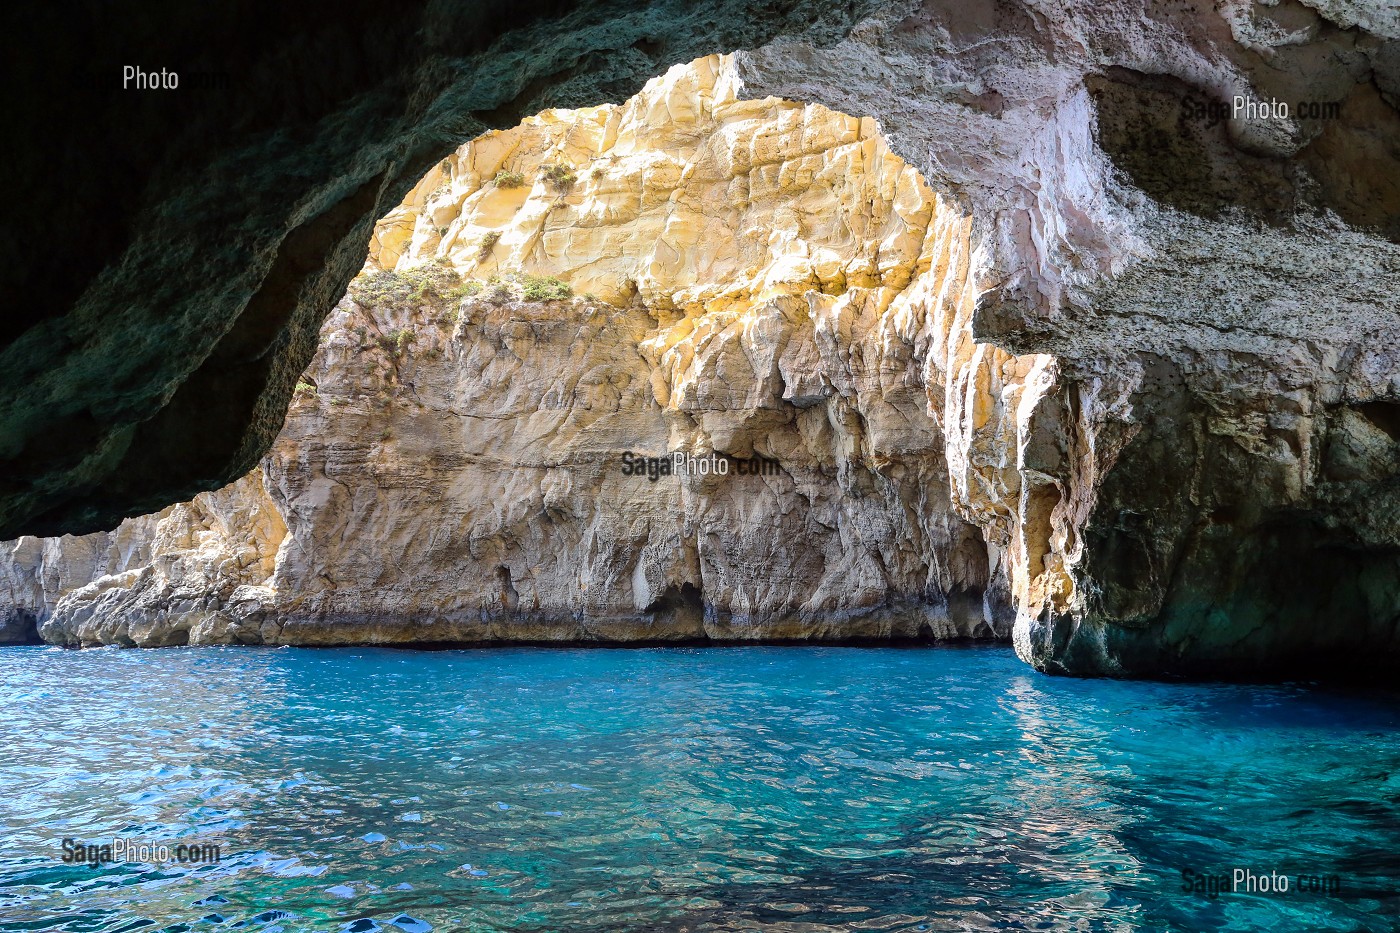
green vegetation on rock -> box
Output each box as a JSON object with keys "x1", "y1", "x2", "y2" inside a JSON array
[
  {"x1": 477, "y1": 231, "x2": 501, "y2": 262},
  {"x1": 521, "y1": 274, "x2": 571, "y2": 301},
  {"x1": 541, "y1": 163, "x2": 576, "y2": 193},
  {"x1": 376, "y1": 328, "x2": 416, "y2": 356},
  {"x1": 350, "y1": 260, "x2": 460, "y2": 309}
]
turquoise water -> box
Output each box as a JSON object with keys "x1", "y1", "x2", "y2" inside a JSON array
[{"x1": 2, "y1": 645, "x2": 1399, "y2": 932}]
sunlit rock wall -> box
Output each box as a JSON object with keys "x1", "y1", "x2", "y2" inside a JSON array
[
  {"x1": 3, "y1": 0, "x2": 880, "y2": 540},
  {"x1": 13, "y1": 58, "x2": 1029, "y2": 647},
  {"x1": 1, "y1": 474, "x2": 284, "y2": 645}
]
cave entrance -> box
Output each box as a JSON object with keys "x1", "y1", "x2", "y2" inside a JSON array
[{"x1": 9, "y1": 55, "x2": 1050, "y2": 650}]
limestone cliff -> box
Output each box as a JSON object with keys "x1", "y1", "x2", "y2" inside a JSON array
[
  {"x1": 11, "y1": 0, "x2": 1400, "y2": 680},
  {"x1": 736, "y1": 1, "x2": 1400, "y2": 677},
  {"x1": 0, "y1": 474, "x2": 284, "y2": 645},
  {"x1": 10, "y1": 58, "x2": 1019, "y2": 647}
]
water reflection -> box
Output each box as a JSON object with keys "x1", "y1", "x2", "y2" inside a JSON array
[{"x1": 0, "y1": 645, "x2": 1397, "y2": 931}]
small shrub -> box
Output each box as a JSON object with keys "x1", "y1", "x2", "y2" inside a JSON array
[
  {"x1": 493, "y1": 170, "x2": 526, "y2": 189},
  {"x1": 436, "y1": 225, "x2": 450, "y2": 238},
  {"x1": 521, "y1": 274, "x2": 572, "y2": 302},
  {"x1": 488, "y1": 284, "x2": 512, "y2": 306},
  {"x1": 477, "y1": 231, "x2": 501, "y2": 262},
  {"x1": 448, "y1": 280, "x2": 482, "y2": 299},
  {"x1": 541, "y1": 163, "x2": 576, "y2": 193},
  {"x1": 374, "y1": 328, "x2": 417, "y2": 356},
  {"x1": 294, "y1": 380, "x2": 318, "y2": 397},
  {"x1": 350, "y1": 260, "x2": 461, "y2": 309},
  {"x1": 379, "y1": 428, "x2": 393, "y2": 441}
]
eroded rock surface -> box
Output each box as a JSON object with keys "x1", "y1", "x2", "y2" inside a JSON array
[
  {"x1": 737, "y1": 0, "x2": 1400, "y2": 677},
  {"x1": 2, "y1": 474, "x2": 284, "y2": 646},
  {"x1": 15, "y1": 60, "x2": 1015, "y2": 647},
  {"x1": 1, "y1": 0, "x2": 875, "y2": 539},
  {"x1": 10, "y1": 1, "x2": 1400, "y2": 677}
]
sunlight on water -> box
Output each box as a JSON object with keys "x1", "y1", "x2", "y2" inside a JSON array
[{"x1": 1, "y1": 645, "x2": 1398, "y2": 931}]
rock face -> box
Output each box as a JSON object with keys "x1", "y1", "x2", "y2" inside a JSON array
[
  {"x1": 734, "y1": 0, "x2": 1400, "y2": 677},
  {"x1": 10, "y1": 1, "x2": 1400, "y2": 678},
  {"x1": 1, "y1": 474, "x2": 285, "y2": 646},
  {"x1": 0, "y1": 0, "x2": 876, "y2": 540},
  {"x1": 13, "y1": 59, "x2": 1014, "y2": 647}
]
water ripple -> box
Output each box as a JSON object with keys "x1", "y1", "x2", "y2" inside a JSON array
[{"x1": 0, "y1": 645, "x2": 1398, "y2": 931}]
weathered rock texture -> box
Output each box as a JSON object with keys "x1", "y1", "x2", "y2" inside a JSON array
[
  {"x1": 1, "y1": 474, "x2": 285, "y2": 646},
  {"x1": 9, "y1": 1, "x2": 1400, "y2": 677},
  {"x1": 0, "y1": 0, "x2": 877, "y2": 539},
  {"x1": 735, "y1": 0, "x2": 1400, "y2": 677},
  {"x1": 11, "y1": 59, "x2": 1013, "y2": 647}
]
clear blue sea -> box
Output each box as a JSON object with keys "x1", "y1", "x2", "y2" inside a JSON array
[{"x1": 1, "y1": 645, "x2": 1398, "y2": 932}]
